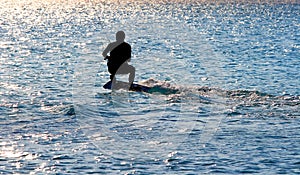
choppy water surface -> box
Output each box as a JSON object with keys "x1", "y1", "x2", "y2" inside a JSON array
[{"x1": 1, "y1": 0, "x2": 299, "y2": 174}]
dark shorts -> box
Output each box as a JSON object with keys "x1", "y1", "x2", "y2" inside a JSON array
[{"x1": 107, "y1": 62, "x2": 134, "y2": 75}]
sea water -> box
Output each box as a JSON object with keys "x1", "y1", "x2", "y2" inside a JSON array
[{"x1": 0, "y1": 0, "x2": 299, "y2": 174}]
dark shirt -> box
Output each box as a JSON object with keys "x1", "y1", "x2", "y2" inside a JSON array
[{"x1": 108, "y1": 42, "x2": 131, "y2": 67}]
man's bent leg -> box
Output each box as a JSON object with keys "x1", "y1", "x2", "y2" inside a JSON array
[
  {"x1": 128, "y1": 65, "x2": 135, "y2": 85},
  {"x1": 110, "y1": 74, "x2": 116, "y2": 83},
  {"x1": 117, "y1": 64, "x2": 135, "y2": 85},
  {"x1": 108, "y1": 64, "x2": 117, "y2": 85}
]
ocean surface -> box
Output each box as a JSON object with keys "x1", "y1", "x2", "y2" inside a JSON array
[{"x1": 0, "y1": 0, "x2": 299, "y2": 174}]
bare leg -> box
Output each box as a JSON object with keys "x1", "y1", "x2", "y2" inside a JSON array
[
  {"x1": 128, "y1": 65, "x2": 135, "y2": 85},
  {"x1": 117, "y1": 63, "x2": 135, "y2": 85}
]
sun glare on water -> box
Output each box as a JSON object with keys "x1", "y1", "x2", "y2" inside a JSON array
[{"x1": 1, "y1": 0, "x2": 298, "y2": 6}]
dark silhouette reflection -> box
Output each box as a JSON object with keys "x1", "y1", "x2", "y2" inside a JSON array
[{"x1": 102, "y1": 31, "x2": 135, "y2": 86}]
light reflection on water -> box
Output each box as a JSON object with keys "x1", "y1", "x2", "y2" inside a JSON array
[{"x1": 0, "y1": 0, "x2": 299, "y2": 174}]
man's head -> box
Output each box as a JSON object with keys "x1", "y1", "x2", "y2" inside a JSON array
[{"x1": 116, "y1": 31, "x2": 125, "y2": 42}]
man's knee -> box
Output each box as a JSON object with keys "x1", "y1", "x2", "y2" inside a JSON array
[{"x1": 129, "y1": 65, "x2": 135, "y2": 73}]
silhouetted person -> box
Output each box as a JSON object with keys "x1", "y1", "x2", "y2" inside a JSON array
[{"x1": 102, "y1": 31, "x2": 135, "y2": 85}]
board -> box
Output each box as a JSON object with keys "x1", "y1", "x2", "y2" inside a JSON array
[
  {"x1": 103, "y1": 81, "x2": 179, "y2": 94},
  {"x1": 103, "y1": 81, "x2": 151, "y2": 92}
]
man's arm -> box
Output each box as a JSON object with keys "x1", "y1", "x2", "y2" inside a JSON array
[
  {"x1": 126, "y1": 44, "x2": 132, "y2": 62},
  {"x1": 102, "y1": 43, "x2": 112, "y2": 59}
]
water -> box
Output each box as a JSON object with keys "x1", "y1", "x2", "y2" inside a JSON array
[{"x1": 1, "y1": 0, "x2": 299, "y2": 174}]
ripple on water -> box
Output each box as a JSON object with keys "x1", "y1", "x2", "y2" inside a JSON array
[{"x1": 0, "y1": 0, "x2": 299, "y2": 174}]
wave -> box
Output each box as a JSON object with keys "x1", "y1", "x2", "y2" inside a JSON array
[
  {"x1": 40, "y1": 78, "x2": 299, "y2": 118},
  {"x1": 141, "y1": 78, "x2": 298, "y2": 99},
  {"x1": 140, "y1": 78, "x2": 300, "y2": 118},
  {"x1": 40, "y1": 103, "x2": 75, "y2": 116}
]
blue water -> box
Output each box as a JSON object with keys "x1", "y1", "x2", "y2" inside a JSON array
[{"x1": 1, "y1": 0, "x2": 299, "y2": 174}]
